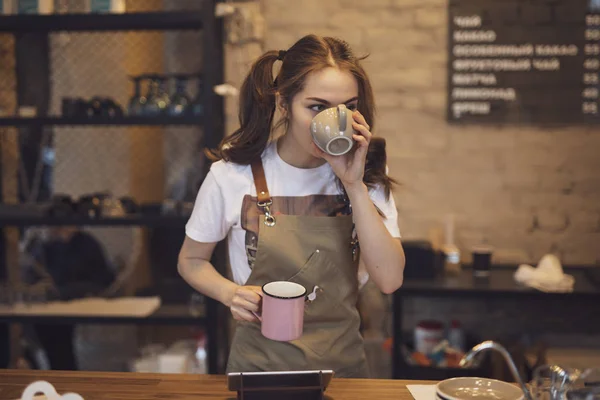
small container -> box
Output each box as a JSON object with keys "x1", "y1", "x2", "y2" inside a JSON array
[
  {"x1": 447, "y1": 319, "x2": 465, "y2": 352},
  {"x1": 1, "y1": 0, "x2": 16, "y2": 14},
  {"x1": 441, "y1": 214, "x2": 461, "y2": 275},
  {"x1": 86, "y1": 0, "x2": 125, "y2": 13},
  {"x1": 17, "y1": 0, "x2": 53, "y2": 14},
  {"x1": 442, "y1": 244, "x2": 462, "y2": 275},
  {"x1": 18, "y1": 105, "x2": 37, "y2": 117},
  {"x1": 194, "y1": 331, "x2": 207, "y2": 374},
  {"x1": 414, "y1": 320, "x2": 444, "y2": 355},
  {"x1": 472, "y1": 246, "x2": 493, "y2": 278}
]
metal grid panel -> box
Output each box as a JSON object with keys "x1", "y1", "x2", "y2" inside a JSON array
[
  {"x1": 0, "y1": 26, "x2": 205, "y2": 204},
  {"x1": 47, "y1": 25, "x2": 204, "y2": 201},
  {"x1": 0, "y1": 34, "x2": 18, "y2": 204},
  {"x1": 0, "y1": 34, "x2": 15, "y2": 117},
  {"x1": 48, "y1": 30, "x2": 203, "y2": 117},
  {"x1": 0, "y1": 2, "x2": 208, "y2": 294}
]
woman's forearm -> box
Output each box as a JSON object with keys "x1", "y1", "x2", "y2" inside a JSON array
[
  {"x1": 345, "y1": 182, "x2": 405, "y2": 294},
  {"x1": 177, "y1": 256, "x2": 238, "y2": 307}
]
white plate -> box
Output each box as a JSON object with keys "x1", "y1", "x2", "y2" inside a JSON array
[{"x1": 436, "y1": 377, "x2": 524, "y2": 400}]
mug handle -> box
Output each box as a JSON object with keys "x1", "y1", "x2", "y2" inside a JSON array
[
  {"x1": 251, "y1": 290, "x2": 263, "y2": 322},
  {"x1": 337, "y1": 104, "x2": 347, "y2": 132},
  {"x1": 251, "y1": 310, "x2": 262, "y2": 322}
]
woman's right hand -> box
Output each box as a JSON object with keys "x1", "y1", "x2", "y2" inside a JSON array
[{"x1": 229, "y1": 285, "x2": 263, "y2": 322}]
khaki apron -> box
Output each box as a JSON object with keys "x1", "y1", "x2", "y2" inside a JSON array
[{"x1": 226, "y1": 159, "x2": 369, "y2": 378}]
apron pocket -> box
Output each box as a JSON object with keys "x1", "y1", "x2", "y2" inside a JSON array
[
  {"x1": 228, "y1": 322, "x2": 308, "y2": 372},
  {"x1": 296, "y1": 300, "x2": 349, "y2": 357},
  {"x1": 287, "y1": 250, "x2": 353, "y2": 357}
]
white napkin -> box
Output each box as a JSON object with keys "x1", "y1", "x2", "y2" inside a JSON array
[
  {"x1": 514, "y1": 254, "x2": 574, "y2": 293},
  {"x1": 407, "y1": 385, "x2": 437, "y2": 400}
]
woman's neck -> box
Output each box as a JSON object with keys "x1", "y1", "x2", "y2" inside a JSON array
[{"x1": 277, "y1": 134, "x2": 326, "y2": 169}]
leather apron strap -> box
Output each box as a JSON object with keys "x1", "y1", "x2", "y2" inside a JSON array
[
  {"x1": 251, "y1": 158, "x2": 270, "y2": 204},
  {"x1": 251, "y1": 158, "x2": 276, "y2": 227}
]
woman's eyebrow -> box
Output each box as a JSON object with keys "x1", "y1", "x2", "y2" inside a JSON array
[{"x1": 305, "y1": 96, "x2": 359, "y2": 105}]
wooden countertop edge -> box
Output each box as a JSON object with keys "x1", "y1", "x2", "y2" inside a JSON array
[
  {"x1": 0, "y1": 369, "x2": 437, "y2": 399},
  {"x1": 0, "y1": 368, "x2": 435, "y2": 383}
]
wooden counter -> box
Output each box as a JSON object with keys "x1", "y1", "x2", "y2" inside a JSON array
[{"x1": 0, "y1": 369, "x2": 432, "y2": 400}]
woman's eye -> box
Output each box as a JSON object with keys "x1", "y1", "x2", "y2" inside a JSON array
[
  {"x1": 346, "y1": 104, "x2": 357, "y2": 111},
  {"x1": 309, "y1": 104, "x2": 326, "y2": 112}
]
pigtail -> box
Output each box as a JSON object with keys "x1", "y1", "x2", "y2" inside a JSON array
[{"x1": 207, "y1": 50, "x2": 280, "y2": 164}]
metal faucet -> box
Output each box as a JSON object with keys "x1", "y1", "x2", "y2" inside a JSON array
[{"x1": 459, "y1": 340, "x2": 533, "y2": 400}]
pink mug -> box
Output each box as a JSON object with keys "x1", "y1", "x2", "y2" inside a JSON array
[{"x1": 257, "y1": 281, "x2": 307, "y2": 342}]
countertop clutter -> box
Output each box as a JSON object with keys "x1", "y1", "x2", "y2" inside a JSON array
[{"x1": 0, "y1": 369, "x2": 432, "y2": 400}]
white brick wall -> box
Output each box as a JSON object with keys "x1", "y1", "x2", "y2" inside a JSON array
[{"x1": 233, "y1": 0, "x2": 600, "y2": 266}]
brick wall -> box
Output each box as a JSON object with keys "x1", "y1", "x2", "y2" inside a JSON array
[
  {"x1": 245, "y1": 0, "x2": 600, "y2": 266},
  {"x1": 221, "y1": 0, "x2": 600, "y2": 377}
]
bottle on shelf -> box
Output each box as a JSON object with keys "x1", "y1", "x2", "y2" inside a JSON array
[
  {"x1": 193, "y1": 330, "x2": 207, "y2": 374},
  {"x1": 145, "y1": 76, "x2": 170, "y2": 116},
  {"x1": 191, "y1": 77, "x2": 204, "y2": 117},
  {"x1": 17, "y1": 0, "x2": 53, "y2": 14},
  {"x1": 85, "y1": 0, "x2": 125, "y2": 13},
  {"x1": 156, "y1": 77, "x2": 171, "y2": 114},
  {"x1": 447, "y1": 319, "x2": 465, "y2": 352},
  {"x1": 1, "y1": 0, "x2": 16, "y2": 14},
  {"x1": 441, "y1": 213, "x2": 461, "y2": 275},
  {"x1": 128, "y1": 76, "x2": 147, "y2": 116},
  {"x1": 168, "y1": 76, "x2": 191, "y2": 117}
]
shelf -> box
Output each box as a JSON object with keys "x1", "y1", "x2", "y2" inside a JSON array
[
  {"x1": 0, "y1": 12, "x2": 203, "y2": 33},
  {"x1": 0, "y1": 115, "x2": 203, "y2": 127},
  {"x1": 0, "y1": 303, "x2": 205, "y2": 325},
  {"x1": 0, "y1": 215, "x2": 189, "y2": 227}
]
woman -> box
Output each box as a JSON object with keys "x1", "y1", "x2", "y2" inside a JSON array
[{"x1": 178, "y1": 34, "x2": 405, "y2": 378}]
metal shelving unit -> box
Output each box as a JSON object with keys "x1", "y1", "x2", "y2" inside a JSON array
[
  {"x1": 0, "y1": 115, "x2": 203, "y2": 127},
  {"x1": 0, "y1": 0, "x2": 226, "y2": 374},
  {"x1": 0, "y1": 11, "x2": 203, "y2": 32}
]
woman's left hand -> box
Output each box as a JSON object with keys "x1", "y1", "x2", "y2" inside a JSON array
[{"x1": 313, "y1": 110, "x2": 371, "y2": 189}]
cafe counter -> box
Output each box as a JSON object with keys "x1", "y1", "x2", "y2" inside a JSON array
[{"x1": 0, "y1": 369, "x2": 431, "y2": 400}]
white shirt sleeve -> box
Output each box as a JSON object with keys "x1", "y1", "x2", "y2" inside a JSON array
[
  {"x1": 185, "y1": 170, "x2": 231, "y2": 243},
  {"x1": 358, "y1": 183, "x2": 402, "y2": 288},
  {"x1": 369, "y1": 184, "x2": 401, "y2": 238}
]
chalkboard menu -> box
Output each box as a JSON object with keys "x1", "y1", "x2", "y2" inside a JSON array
[{"x1": 447, "y1": 0, "x2": 600, "y2": 124}]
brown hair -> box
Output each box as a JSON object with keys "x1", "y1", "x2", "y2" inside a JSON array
[{"x1": 207, "y1": 34, "x2": 396, "y2": 199}]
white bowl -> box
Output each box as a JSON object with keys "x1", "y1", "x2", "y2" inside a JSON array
[{"x1": 436, "y1": 377, "x2": 524, "y2": 400}]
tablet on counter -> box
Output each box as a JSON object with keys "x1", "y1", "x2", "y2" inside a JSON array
[{"x1": 227, "y1": 369, "x2": 334, "y2": 392}]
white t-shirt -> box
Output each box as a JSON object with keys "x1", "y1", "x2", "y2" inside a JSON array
[{"x1": 185, "y1": 142, "x2": 401, "y2": 286}]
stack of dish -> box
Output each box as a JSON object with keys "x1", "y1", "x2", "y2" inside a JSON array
[{"x1": 436, "y1": 378, "x2": 525, "y2": 400}]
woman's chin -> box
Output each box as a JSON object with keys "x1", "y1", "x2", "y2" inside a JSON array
[{"x1": 309, "y1": 142, "x2": 325, "y2": 159}]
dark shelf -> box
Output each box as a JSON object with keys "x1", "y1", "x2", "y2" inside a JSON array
[
  {"x1": 0, "y1": 303, "x2": 205, "y2": 325},
  {"x1": 397, "y1": 265, "x2": 600, "y2": 299},
  {"x1": 0, "y1": 215, "x2": 189, "y2": 227},
  {"x1": 0, "y1": 115, "x2": 203, "y2": 127},
  {"x1": 0, "y1": 11, "x2": 203, "y2": 33}
]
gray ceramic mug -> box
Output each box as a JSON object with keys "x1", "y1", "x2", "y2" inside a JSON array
[{"x1": 310, "y1": 104, "x2": 355, "y2": 156}]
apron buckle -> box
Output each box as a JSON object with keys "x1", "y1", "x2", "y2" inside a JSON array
[
  {"x1": 257, "y1": 200, "x2": 276, "y2": 227},
  {"x1": 351, "y1": 240, "x2": 360, "y2": 261}
]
